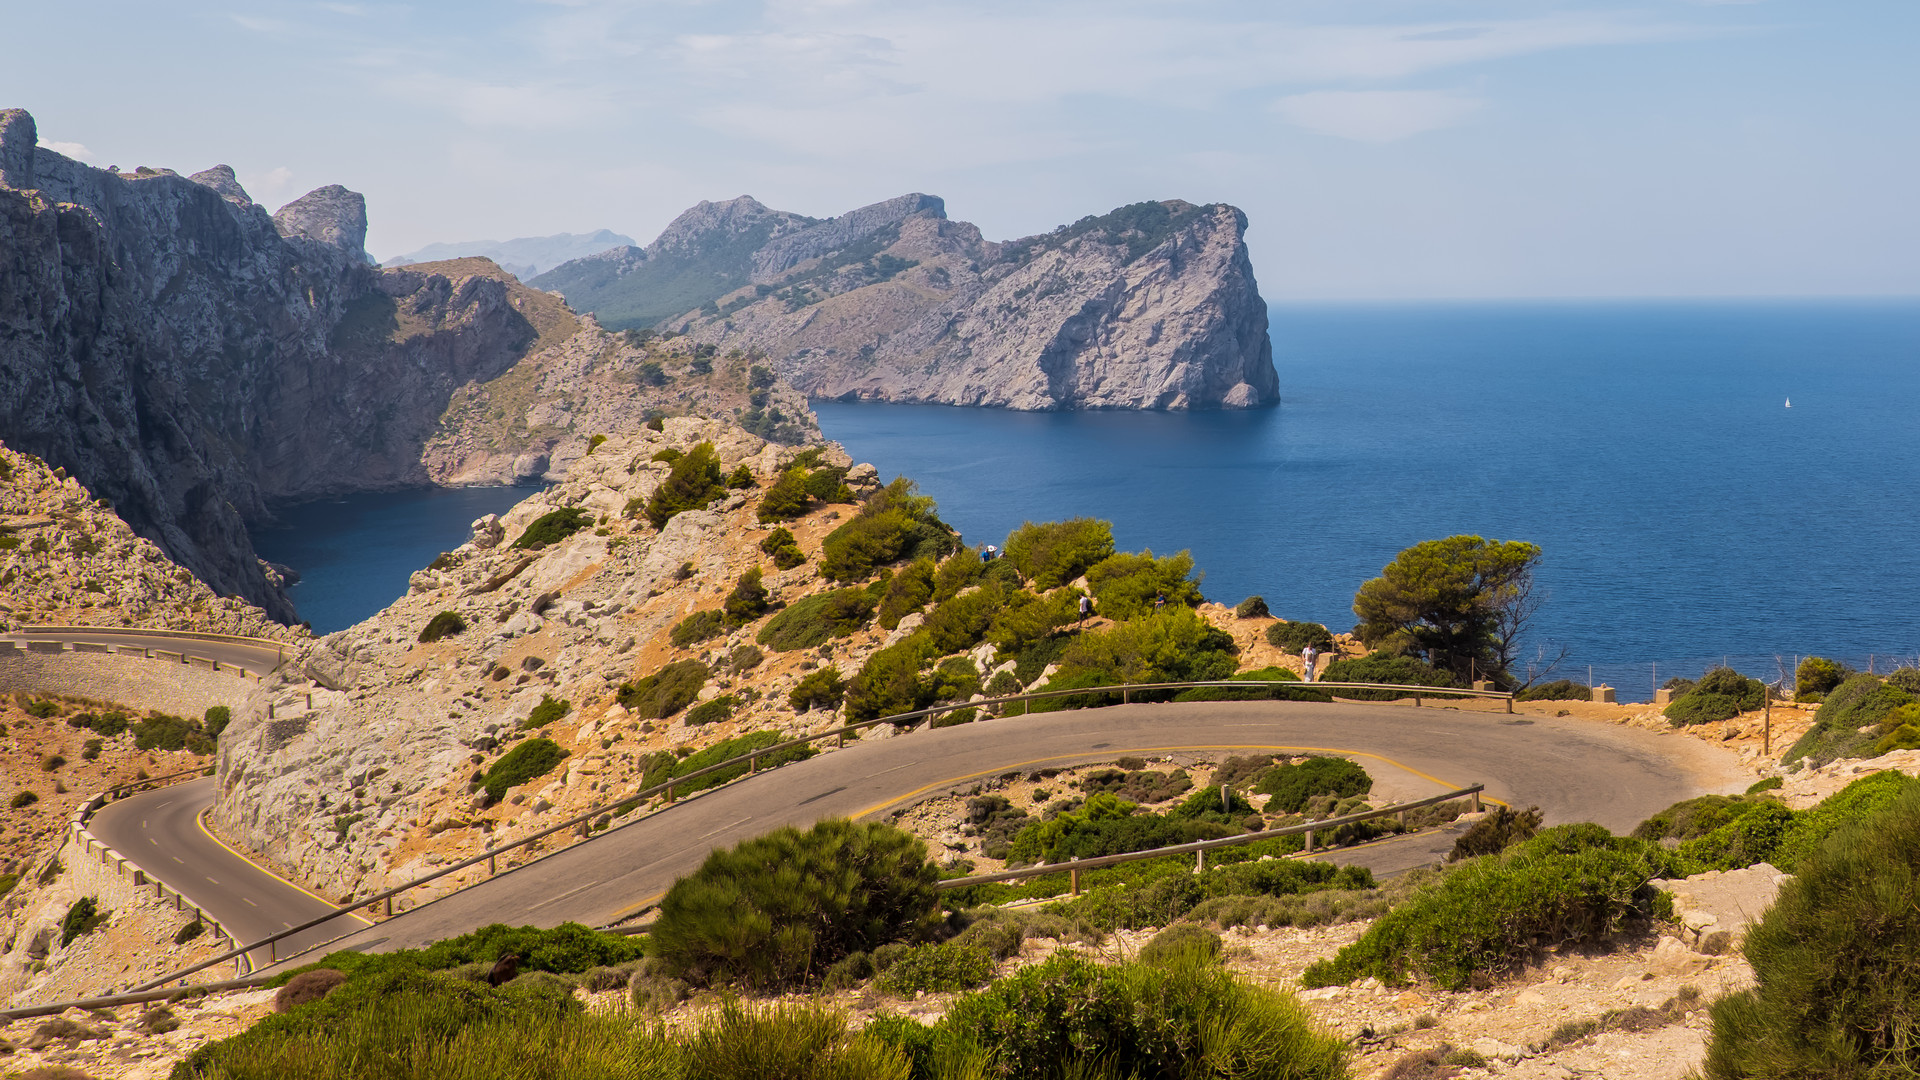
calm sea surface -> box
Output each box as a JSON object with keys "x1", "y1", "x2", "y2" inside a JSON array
[
  {"x1": 815, "y1": 301, "x2": 1920, "y2": 699},
  {"x1": 256, "y1": 301, "x2": 1920, "y2": 700},
  {"x1": 254, "y1": 485, "x2": 532, "y2": 636}
]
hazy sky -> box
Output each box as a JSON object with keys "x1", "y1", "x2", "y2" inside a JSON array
[{"x1": 7, "y1": 1, "x2": 1916, "y2": 298}]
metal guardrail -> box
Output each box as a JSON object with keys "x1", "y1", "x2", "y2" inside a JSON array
[
  {"x1": 119, "y1": 676, "x2": 1511, "y2": 992},
  {"x1": 937, "y1": 784, "x2": 1485, "y2": 894},
  {"x1": 7, "y1": 624, "x2": 290, "y2": 675}
]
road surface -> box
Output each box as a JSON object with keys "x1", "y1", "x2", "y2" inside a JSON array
[{"x1": 2, "y1": 627, "x2": 287, "y2": 676}]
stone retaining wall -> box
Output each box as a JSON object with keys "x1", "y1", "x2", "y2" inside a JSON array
[{"x1": 0, "y1": 646, "x2": 250, "y2": 716}]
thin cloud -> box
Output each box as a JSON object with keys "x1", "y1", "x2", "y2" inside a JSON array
[
  {"x1": 1272, "y1": 89, "x2": 1485, "y2": 143},
  {"x1": 42, "y1": 141, "x2": 94, "y2": 162}
]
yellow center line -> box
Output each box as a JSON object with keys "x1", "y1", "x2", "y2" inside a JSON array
[
  {"x1": 195, "y1": 809, "x2": 376, "y2": 926},
  {"x1": 602, "y1": 744, "x2": 1505, "y2": 924}
]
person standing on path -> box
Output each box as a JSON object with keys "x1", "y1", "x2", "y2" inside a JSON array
[
  {"x1": 1078, "y1": 594, "x2": 1092, "y2": 626},
  {"x1": 1302, "y1": 645, "x2": 1318, "y2": 683}
]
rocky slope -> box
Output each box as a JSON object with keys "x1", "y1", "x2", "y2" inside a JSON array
[
  {"x1": 535, "y1": 195, "x2": 1278, "y2": 411},
  {"x1": 0, "y1": 108, "x2": 603, "y2": 621}
]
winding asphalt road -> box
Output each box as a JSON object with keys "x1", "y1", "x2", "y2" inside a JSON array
[
  {"x1": 99, "y1": 697, "x2": 1741, "y2": 977},
  {"x1": 1, "y1": 627, "x2": 288, "y2": 676}
]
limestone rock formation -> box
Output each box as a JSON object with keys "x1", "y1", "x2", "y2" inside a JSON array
[
  {"x1": 383, "y1": 229, "x2": 637, "y2": 280},
  {"x1": 0, "y1": 108, "x2": 589, "y2": 620},
  {"x1": 535, "y1": 194, "x2": 1278, "y2": 411}
]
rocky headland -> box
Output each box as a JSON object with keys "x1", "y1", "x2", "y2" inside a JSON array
[{"x1": 534, "y1": 195, "x2": 1279, "y2": 411}]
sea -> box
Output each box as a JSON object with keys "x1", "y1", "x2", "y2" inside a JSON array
[{"x1": 258, "y1": 300, "x2": 1920, "y2": 700}]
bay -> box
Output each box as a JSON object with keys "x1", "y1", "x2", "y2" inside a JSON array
[
  {"x1": 813, "y1": 300, "x2": 1920, "y2": 698},
  {"x1": 253, "y1": 486, "x2": 533, "y2": 635}
]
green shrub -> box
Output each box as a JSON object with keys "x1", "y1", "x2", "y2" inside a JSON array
[
  {"x1": 1236, "y1": 596, "x2": 1270, "y2": 619},
  {"x1": 726, "y1": 464, "x2": 755, "y2": 488},
  {"x1": 41, "y1": 753, "x2": 65, "y2": 771},
  {"x1": 1633, "y1": 794, "x2": 1776, "y2": 843},
  {"x1": 1876, "y1": 723, "x2": 1920, "y2": 755},
  {"x1": 174, "y1": 919, "x2": 205, "y2": 944},
  {"x1": 756, "y1": 467, "x2": 815, "y2": 522},
  {"x1": 804, "y1": 466, "x2": 853, "y2": 503},
  {"x1": 1664, "y1": 667, "x2": 1768, "y2": 725},
  {"x1": 510, "y1": 507, "x2": 593, "y2": 549},
  {"x1": 1265, "y1": 620, "x2": 1335, "y2": 655},
  {"x1": 651, "y1": 819, "x2": 942, "y2": 991},
  {"x1": 639, "y1": 730, "x2": 815, "y2": 797},
  {"x1": 1888, "y1": 668, "x2": 1920, "y2": 694},
  {"x1": 617, "y1": 660, "x2": 710, "y2": 719},
  {"x1": 1139, "y1": 923, "x2": 1224, "y2": 966},
  {"x1": 1771, "y1": 770, "x2": 1920, "y2": 872},
  {"x1": 1317, "y1": 652, "x2": 1460, "y2": 699},
  {"x1": 1702, "y1": 787, "x2": 1920, "y2": 1080},
  {"x1": 727, "y1": 644, "x2": 763, "y2": 672},
  {"x1": 1676, "y1": 801, "x2": 1798, "y2": 872},
  {"x1": 1794, "y1": 655, "x2": 1850, "y2": 699},
  {"x1": 1746, "y1": 777, "x2": 1784, "y2": 794},
  {"x1": 1085, "y1": 549, "x2": 1204, "y2": 620},
  {"x1": 1787, "y1": 674, "x2": 1917, "y2": 765},
  {"x1": 418, "y1": 610, "x2": 467, "y2": 643},
  {"x1": 1172, "y1": 665, "x2": 1330, "y2": 703},
  {"x1": 875, "y1": 942, "x2": 996, "y2": 995},
  {"x1": 722, "y1": 567, "x2": 771, "y2": 623},
  {"x1": 876, "y1": 557, "x2": 935, "y2": 629},
  {"x1": 759, "y1": 526, "x2": 806, "y2": 568},
  {"x1": 1302, "y1": 826, "x2": 1679, "y2": 990},
  {"x1": 844, "y1": 637, "x2": 939, "y2": 722},
  {"x1": 757, "y1": 588, "x2": 876, "y2": 651},
  {"x1": 133, "y1": 713, "x2": 211, "y2": 754},
  {"x1": 933, "y1": 549, "x2": 983, "y2": 601},
  {"x1": 69, "y1": 709, "x2": 128, "y2": 736},
  {"x1": 10, "y1": 790, "x2": 35, "y2": 808},
  {"x1": 1448, "y1": 805, "x2": 1543, "y2": 861},
  {"x1": 481, "y1": 738, "x2": 567, "y2": 801},
  {"x1": 1255, "y1": 756, "x2": 1373, "y2": 813},
  {"x1": 681, "y1": 999, "x2": 910, "y2": 1080},
  {"x1": 524, "y1": 694, "x2": 570, "y2": 730},
  {"x1": 0, "y1": 872, "x2": 16, "y2": 900},
  {"x1": 653, "y1": 448, "x2": 684, "y2": 463},
  {"x1": 935, "y1": 951, "x2": 1349, "y2": 1080},
  {"x1": 646, "y1": 442, "x2": 726, "y2": 527},
  {"x1": 670, "y1": 608, "x2": 729, "y2": 647},
  {"x1": 789, "y1": 667, "x2": 847, "y2": 713},
  {"x1": 1005, "y1": 793, "x2": 1238, "y2": 865},
  {"x1": 1003, "y1": 518, "x2": 1115, "y2": 589},
  {"x1": 819, "y1": 479, "x2": 956, "y2": 582},
  {"x1": 1515, "y1": 679, "x2": 1592, "y2": 702},
  {"x1": 60, "y1": 896, "x2": 104, "y2": 946},
  {"x1": 1054, "y1": 607, "x2": 1237, "y2": 687},
  {"x1": 684, "y1": 695, "x2": 737, "y2": 726}
]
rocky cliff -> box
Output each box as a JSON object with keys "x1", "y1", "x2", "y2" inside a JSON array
[
  {"x1": 0, "y1": 108, "x2": 593, "y2": 620},
  {"x1": 535, "y1": 195, "x2": 1278, "y2": 411}
]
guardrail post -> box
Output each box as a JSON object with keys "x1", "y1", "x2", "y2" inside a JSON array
[
  {"x1": 1472, "y1": 790, "x2": 1483, "y2": 812},
  {"x1": 1194, "y1": 848, "x2": 1205, "y2": 873},
  {"x1": 748, "y1": 752, "x2": 758, "y2": 774},
  {"x1": 1305, "y1": 827, "x2": 1315, "y2": 853},
  {"x1": 665, "y1": 781, "x2": 676, "y2": 803},
  {"x1": 1413, "y1": 695, "x2": 1422, "y2": 708},
  {"x1": 1505, "y1": 696, "x2": 1513, "y2": 715},
  {"x1": 385, "y1": 895, "x2": 393, "y2": 917},
  {"x1": 488, "y1": 854, "x2": 496, "y2": 876},
  {"x1": 1070, "y1": 868, "x2": 1081, "y2": 895},
  {"x1": 836, "y1": 732, "x2": 845, "y2": 748}
]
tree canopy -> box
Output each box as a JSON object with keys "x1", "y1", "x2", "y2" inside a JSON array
[{"x1": 1351, "y1": 535, "x2": 1542, "y2": 683}]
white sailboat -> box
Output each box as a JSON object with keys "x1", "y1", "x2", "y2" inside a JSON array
[{"x1": 1785, "y1": 397, "x2": 1792, "y2": 408}]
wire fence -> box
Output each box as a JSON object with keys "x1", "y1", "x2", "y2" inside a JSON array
[{"x1": 1541, "y1": 651, "x2": 1920, "y2": 704}]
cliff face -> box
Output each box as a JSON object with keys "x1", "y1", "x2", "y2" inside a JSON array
[
  {"x1": 536, "y1": 195, "x2": 1278, "y2": 411},
  {"x1": 0, "y1": 108, "x2": 581, "y2": 620}
]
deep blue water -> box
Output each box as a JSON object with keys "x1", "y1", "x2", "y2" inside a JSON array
[
  {"x1": 813, "y1": 300, "x2": 1920, "y2": 700},
  {"x1": 253, "y1": 486, "x2": 533, "y2": 635}
]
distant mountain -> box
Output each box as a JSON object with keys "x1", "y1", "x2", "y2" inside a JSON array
[
  {"x1": 383, "y1": 229, "x2": 635, "y2": 280},
  {"x1": 533, "y1": 193, "x2": 1277, "y2": 411}
]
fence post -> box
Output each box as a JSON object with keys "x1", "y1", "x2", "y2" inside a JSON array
[
  {"x1": 1305, "y1": 828, "x2": 1315, "y2": 853},
  {"x1": 385, "y1": 895, "x2": 393, "y2": 917},
  {"x1": 748, "y1": 752, "x2": 758, "y2": 774},
  {"x1": 1070, "y1": 868, "x2": 1081, "y2": 895},
  {"x1": 1195, "y1": 849, "x2": 1205, "y2": 873},
  {"x1": 489, "y1": 854, "x2": 497, "y2": 876},
  {"x1": 1504, "y1": 696, "x2": 1513, "y2": 715},
  {"x1": 1413, "y1": 696, "x2": 1421, "y2": 708},
  {"x1": 1472, "y1": 790, "x2": 1483, "y2": 813}
]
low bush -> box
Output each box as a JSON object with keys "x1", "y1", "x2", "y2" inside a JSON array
[
  {"x1": 1318, "y1": 652, "x2": 1460, "y2": 697},
  {"x1": 1303, "y1": 826, "x2": 1680, "y2": 990},
  {"x1": 1004, "y1": 793, "x2": 1241, "y2": 865},
  {"x1": 41, "y1": 753, "x2": 65, "y2": 771},
  {"x1": 203, "y1": 705, "x2": 232, "y2": 739},
  {"x1": 1702, "y1": 786, "x2": 1920, "y2": 1080},
  {"x1": 481, "y1": 739, "x2": 567, "y2": 802},
  {"x1": 651, "y1": 819, "x2": 942, "y2": 991},
  {"x1": 1140, "y1": 922, "x2": 1224, "y2": 966},
  {"x1": 1793, "y1": 655, "x2": 1850, "y2": 700},
  {"x1": 929, "y1": 950, "x2": 1349, "y2": 1080},
  {"x1": 69, "y1": 710, "x2": 129, "y2": 736},
  {"x1": 1889, "y1": 668, "x2": 1920, "y2": 694},
  {"x1": 1236, "y1": 595, "x2": 1270, "y2": 618},
  {"x1": 1770, "y1": 769, "x2": 1920, "y2": 872},
  {"x1": 684, "y1": 695, "x2": 737, "y2": 726},
  {"x1": 875, "y1": 557, "x2": 935, "y2": 629},
  {"x1": 1172, "y1": 666, "x2": 1332, "y2": 703},
  {"x1": 789, "y1": 666, "x2": 846, "y2": 713},
  {"x1": 726, "y1": 463, "x2": 754, "y2": 488},
  {"x1": 727, "y1": 644, "x2": 763, "y2": 672},
  {"x1": 756, "y1": 588, "x2": 876, "y2": 651},
  {"x1": 1054, "y1": 607, "x2": 1238, "y2": 687},
  {"x1": 874, "y1": 942, "x2": 996, "y2": 995},
  {"x1": 510, "y1": 507, "x2": 593, "y2": 549},
  {"x1": 524, "y1": 694, "x2": 570, "y2": 730},
  {"x1": 268, "y1": 922, "x2": 647, "y2": 990},
  {"x1": 132, "y1": 713, "x2": 213, "y2": 754},
  {"x1": 844, "y1": 637, "x2": 940, "y2": 723},
  {"x1": 1085, "y1": 548, "x2": 1205, "y2": 620},
  {"x1": 722, "y1": 567, "x2": 771, "y2": 623},
  {"x1": 670, "y1": 608, "x2": 729, "y2": 647},
  {"x1": 1255, "y1": 756, "x2": 1373, "y2": 814},
  {"x1": 1003, "y1": 518, "x2": 1115, "y2": 589},
  {"x1": 1448, "y1": 805, "x2": 1544, "y2": 861},
  {"x1": 275, "y1": 968, "x2": 348, "y2": 1012},
  {"x1": 1786, "y1": 673, "x2": 1917, "y2": 765},
  {"x1": 759, "y1": 526, "x2": 806, "y2": 569},
  {"x1": 1081, "y1": 766, "x2": 1193, "y2": 804},
  {"x1": 646, "y1": 441, "x2": 726, "y2": 527},
  {"x1": 417, "y1": 610, "x2": 467, "y2": 643},
  {"x1": 60, "y1": 896, "x2": 105, "y2": 946},
  {"x1": 1515, "y1": 680, "x2": 1592, "y2": 702},
  {"x1": 1664, "y1": 667, "x2": 1767, "y2": 725},
  {"x1": 174, "y1": 919, "x2": 204, "y2": 945},
  {"x1": 10, "y1": 790, "x2": 35, "y2": 808},
  {"x1": 1632, "y1": 794, "x2": 1775, "y2": 843},
  {"x1": 819, "y1": 478, "x2": 957, "y2": 582},
  {"x1": 756, "y1": 467, "x2": 815, "y2": 522},
  {"x1": 1266, "y1": 620, "x2": 1335, "y2": 655},
  {"x1": 22, "y1": 697, "x2": 61, "y2": 718},
  {"x1": 1877, "y1": 723, "x2": 1920, "y2": 754},
  {"x1": 616, "y1": 660, "x2": 710, "y2": 719}
]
